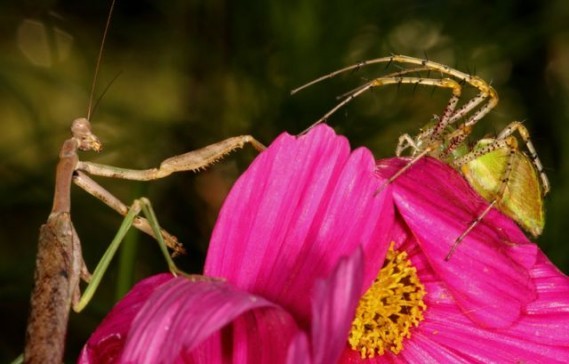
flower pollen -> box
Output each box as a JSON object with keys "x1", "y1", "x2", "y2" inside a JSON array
[{"x1": 349, "y1": 243, "x2": 426, "y2": 358}]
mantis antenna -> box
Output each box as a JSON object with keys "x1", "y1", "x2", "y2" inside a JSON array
[{"x1": 87, "y1": 0, "x2": 116, "y2": 120}]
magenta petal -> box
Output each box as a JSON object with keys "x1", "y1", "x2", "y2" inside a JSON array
[
  {"x1": 205, "y1": 125, "x2": 393, "y2": 323},
  {"x1": 395, "y1": 333, "x2": 472, "y2": 363},
  {"x1": 121, "y1": 276, "x2": 298, "y2": 363},
  {"x1": 311, "y1": 247, "x2": 364, "y2": 364},
  {"x1": 507, "y1": 252, "x2": 569, "y2": 347},
  {"x1": 182, "y1": 304, "x2": 300, "y2": 364},
  {"x1": 378, "y1": 157, "x2": 538, "y2": 328},
  {"x1": 312, "y1": 249, "x2": 364, "y2": 363},
  {"x1": 286, "y1": 333, "x2": 311, "y2": 364},
  {"x1": 78, "y1": 273, "x2": 173, "y2": 364},
  {"x1": 285, "y1": 247, "x2": 365, "y2": 364},
  {"x1": 414, "y1": 276, "x2": 569, "y2": 362},
  {"x1": 397, "y1": 240, "x2": 569, "y2": 363}
]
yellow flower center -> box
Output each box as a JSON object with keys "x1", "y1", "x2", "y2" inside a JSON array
[{"x1": 348, "y1": 243, "x2": 427, "y2": 358}]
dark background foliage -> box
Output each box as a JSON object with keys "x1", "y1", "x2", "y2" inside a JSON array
[{"x1": 1, "y1": 0, "x2": 568, "y2": 361}]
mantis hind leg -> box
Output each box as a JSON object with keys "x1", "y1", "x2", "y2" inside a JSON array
[{"x1": 73, "y1": 197, "x2": 182, "y2": 312}]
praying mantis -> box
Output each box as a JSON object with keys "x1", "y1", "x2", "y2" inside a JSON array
[{"x1": 22, "y1": 1, "x2": 264, "y2": 363}]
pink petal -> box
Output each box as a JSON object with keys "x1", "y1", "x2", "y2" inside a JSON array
[
  {"x1": 393, "y1": 333, "x2": 473, "y2": 363},
  {"x1": 205, "y1": 125, "x2": 394, "y2": 324},
  {"x1": 184, "y1": 305, "x2": 299, "y2": 364},
  {"x1": 287, "y1": 247, "x2": 365, "y2": 364},
  {"x1": 87, "y1": 249, "x2": 370, "y2": 364},
  {"x1": 378, "y1": 157, "x2": 538, "y2": 328},
  {"x1": 411, "y1": 283, "x2": 569, "y2": 362},
  {"x1": 78, "y1": 273, "x2": 173, "y2": 364},
  {"x1": 402, "y1": 243, "x2": 569, "y2": 363},
  {"x1": 121, "y1": 276, "x2": 299, "y2": 363},
  {"x1": 507, "y1": 252, "x2": 569, "y2": 347},
  {"x1": 286, "y1": 334, "x2": 311, "y2": 364},
  {"x1": 79, "y1": 274, "x2": 301, "y2": 364},
  {"x1": 311, "y1": 247, "x2": 364, "y2": 363}
]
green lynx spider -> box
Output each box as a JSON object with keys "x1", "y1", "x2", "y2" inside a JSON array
[{"x1": 292, "y1": 54, "x2": 549, "y2": 259}]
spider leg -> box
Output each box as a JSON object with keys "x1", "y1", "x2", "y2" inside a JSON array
[
  {"x1": 496, "y1": 122, "x2": 549, "y2": 195},
  {"x1": 396, "y1": 133, "x2": 420, "y2": 157},
  {"x1": 295, "y1": 55, "x2": 501, "y2": 152},
  {"x1": 299, "y1": 76, "x2": 462, "y2": 135}
]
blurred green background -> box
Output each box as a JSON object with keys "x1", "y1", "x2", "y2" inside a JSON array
[{"x1": 1, "y1": 0, "x2": 569, "y2": 361}]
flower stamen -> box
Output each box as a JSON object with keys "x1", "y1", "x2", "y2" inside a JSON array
[{"x1": 349, "y1": 243, "x2": 426, "y2": 358}]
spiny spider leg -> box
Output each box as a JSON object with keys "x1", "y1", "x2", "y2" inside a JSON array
[
  {"x1": 292, "y1": 54, "x2": 490, "y2": 96},
  {"x1": 299, "y1": 76, "x2": 463, "y2": 135},
  {"x1": 395, "y1": 133, "x2": 421, "y2": 156},
  {"x1": 335, "y1": 66, "x2": 442, "y2": 100},
  {"x1": 294, "y1": 55, "x2": 499, "y2": 146},
  {"x1": 496, "y1": 122, "x2": 549, "y2": 194}
]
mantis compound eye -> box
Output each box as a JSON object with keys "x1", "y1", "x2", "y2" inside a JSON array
[{"x1": 71, "y1": 118, "x2": 102, "y2": 152}]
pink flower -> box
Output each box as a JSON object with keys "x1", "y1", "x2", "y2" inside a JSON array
[{"x1": 79, "y1": 126, "x2": 569, "y2": 363}]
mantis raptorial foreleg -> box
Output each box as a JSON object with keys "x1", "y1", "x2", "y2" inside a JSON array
[
  {"x1": 71, "y1": 125, "x2": 265, "y2": 313},
  {"x1": 73, "y1": 172, "x2": 184, "y2": 254},
  {"x1": 76, "y1": 135, "x2": 265, "y2": 181},
  {"x1": 71, "y1": 132, "x2": 265, "y2": 255}
]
